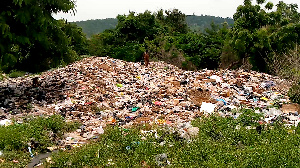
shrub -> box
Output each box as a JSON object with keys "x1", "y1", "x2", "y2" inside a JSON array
[
  {"x1": 49, "y1": 113, "x2": 300, "y2": 167},
  {"x1": 237, "y1": 109, "x2": 264, "y2": 126},
  {"x1": 0, "y1": 115, "x2": 80, "y2": 167},
  {"x1": 8, "y1": 70, "x2": 26, "y2": 78},
  {"x1": 288, "y1": 83, "x2": 300, "y2": 104}
]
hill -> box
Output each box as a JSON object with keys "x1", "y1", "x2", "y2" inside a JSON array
[
  {"x1": 186, "y1": 15, "x2": 234, "y2": 32},
  {"x1": 72, "y1": 18, "x2": 118, "y2": 38},
  {"x1": 72, "y1": 15, "x2": 234, "y2": 38}
]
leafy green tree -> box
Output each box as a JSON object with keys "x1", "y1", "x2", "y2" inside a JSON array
[
  {"x1": 62, "y1": 22, "x2": 88, "y2": 56},
  {"x1": 0, "y1": 0, "x2": 87, "y2": 72},
  {"x1": 73, "y1": 15, "x2": 234, "y2": 38},
  {"x1": 116, "y1": 11, "x2": 159, "y2": 43},
  {"x1": 229, "y1": 0, "x2": 300, "y2": 72},
  {"x1": 88, "y1": 9, "x2": 229, "y2": 69},
  {"x1": 175, "y1": 22, "x2": 229, "y2": 69},
  {"x1": 163, "y1": 9, "x2": 189, "y2": 34},
  {"x1": 89, "y1": 10, "x2": 162, "y2": 61}
]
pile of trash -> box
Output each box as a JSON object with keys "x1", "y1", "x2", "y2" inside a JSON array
[{"x1": 1, "y1": 56, "x2": 299, "y2": 148}]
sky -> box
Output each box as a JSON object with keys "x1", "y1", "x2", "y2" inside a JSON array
[{"x1": 53, "y1": 0, "x2": 300, "y2": 22}]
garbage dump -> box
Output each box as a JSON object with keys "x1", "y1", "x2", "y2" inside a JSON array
[{"x1": 0, "y1": 56, "x2": 299, "y2": 150}]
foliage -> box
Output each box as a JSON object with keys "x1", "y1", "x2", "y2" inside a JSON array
[
  {"x1": 288, "y1": 83, "x2": 300, "y2": 104},
  {"x1": 62, "y1": 22, "x2": 89, "y2": 56},
  {"x1": 8, "y1": 70, "x2": 26, "y2": 78},
  {"x1": 228, "y1": 0, "x2": 300, "y2": 72},
  {"x1": 0, "y1": 115, "x2": 76, "y2": 151},
  {"x1": 161, "y1": 9, "x2": 189, "y2": 34},
  {"x1": 0, "y1": 71, "x2": 7, "y2": 81},
  {"x1": 186, "y1": 15, "x2": 234, "y2": 33},
  {"x1": 0, "y1": 115, "x2": 80, "y2": 167},
  {"x1": 268, "y1": 44, "x2": 300, "y2": 82},
  {"x1": 86, "y1": 1, "x2": 300, "y2": 74},
  {"x1": 237, "y1": 109, "x2": 264, "y2": 126},
  {"x1": 88, "y1": 9, "x2": 230, "y2": 69},
  {"x1": 0, "y1": 0, "x2": 88, "y2": 73},
  {"x1": 176, "y1": 22, "x2": 229, "y2": 69},
  {"x1": 88, "y1": 10, "x2": 162, "y2": 61},
  {"x1": 49, "y1": 112, "x2": 300, "y2": 167},
  {"x1": 74, "y1": 15, "x2": 234, "y2": 38}
]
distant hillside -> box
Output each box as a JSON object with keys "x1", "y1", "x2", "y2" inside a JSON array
[
  {"x1": 72, "y1": 15, "x2": 234, "y2": 38},
  {"x1": 186, "y1": 15, "x2": 234, "y2": 32},
  {"x1": 72, "y1": 18, "x2": 118, "y2": 38}
]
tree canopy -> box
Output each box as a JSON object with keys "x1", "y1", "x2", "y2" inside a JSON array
[
  {"x1": 229, "y1": 0, "x2": 300, "y2": 71},
  {"x1": 88, "y1": 9, "x2": 229, "y2": 70},
  {"x1": 1, "y1": 0, "x2": 300, "y2": 77},
  {"x1": 0, "y1": 0, "x2": 87, "y2": 72},
  {"x1": 72, "y1": 15, "x2": 234, "y2": 38}
]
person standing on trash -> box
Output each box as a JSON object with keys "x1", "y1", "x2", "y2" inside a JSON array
[{"x1": 143, "y1": 51, "x2": 150, "y2": 67}]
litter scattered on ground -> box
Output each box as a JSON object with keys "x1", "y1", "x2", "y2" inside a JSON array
[
  {"x1": 0, "y1": 119, "x2": 12, "y2": 126},
  {"x1": 0, "y1": 56, "x2": 298, "y2": 153},
  {"x1": 155, "y1": 153, "x2": 170, "y2": 167}
]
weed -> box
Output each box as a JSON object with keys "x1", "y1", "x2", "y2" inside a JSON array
[
  {"x1": 26, "y1": 103, "x2": 33, "y2": 110},
  {"x1": 8, "y1": 70, "x2": 26, "y2": 78},
  {"x1": 49, "y1": 111, "x2": 300, "y2": 167},
  {"x1": 288, "y1": 83, "x2": 300, "y2": 104},
  {"x1": 0, "y1": 115, "x2": 80, "y2": 167}
]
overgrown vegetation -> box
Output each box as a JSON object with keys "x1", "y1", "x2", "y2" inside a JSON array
[
  {"x1": 87, "y1": 0, "x2": 300, "y2": 74},
  {"x1": 228, "y1": 0, "x2": 300, "y2": 72},
  {"x1": 73, "y1": 15, "x2": 234, "y2": 38},
  {"x1": 0, "y1": 72, "x2": 6, "y2": 81},
  {"x1": 0, "y1": 115, "x2": 80, "y2": 168},
  {"x1": 1, "y1": 0, "x2": 299, "y2": 80},
  {"x1": 88, "y1": 9, "x2": 230, "y2": 70},
  {"x1": 288, "y1": 83, "x2": 300, "y2": 104},
  {"x1": 0, "y1": 0, "x2": 88, "y2": 73},
  {"x1": 1, "y1": 1, "x2": 300, "y2": 167},
  {"x1": 49, "y1": 110, "x2": 300, "y2": 167},
  {"x1": 268, "y1": 45, "x2": 300, "y2": 104},
  {"x1": 8, "y1": 70, "x2": 26, "y2": 78},
  {"x1": 86, "y1": 0, "x2": 300, "y2": 99}
]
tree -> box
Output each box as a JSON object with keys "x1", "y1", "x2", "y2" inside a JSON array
[
  {"x1": 164, "y1": 9, "x2": 189, "y2": 34},
  {"x1": 89, "y1": 10, "x2": 163, "y2": 61},
  {"x1": 87, "y1": 9, "x2": 228, "y2": 69},
  {"x1": 0, "y1": 0, "x2": 87, "y2": 72},
  {"x1": 176, "y1": 22, "x2": 229, "y2": 69},
  {"x1": 229, "y1": 0, "x2": 300, "y2": 72},
  {"x1": 116, "y1": 11, "x2": 159, "y2": 43}
]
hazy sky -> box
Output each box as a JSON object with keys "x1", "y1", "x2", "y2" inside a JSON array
[{"x1": 53, "y1": 0, "x2": 300, "y2": 22}]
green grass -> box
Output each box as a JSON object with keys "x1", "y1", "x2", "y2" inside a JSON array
[
  {"x1": 8, "y1": 70, "x2": 26, "y2": 78},
  {"x1": 1, "y1": 110, "x2": 300, "y2": 167},
  {"x1": 48, "y1": 110, "x2": 300, "y2": 168},
  {"x1": 0, "y1": 115, "x2": 80, "y2": 168}
]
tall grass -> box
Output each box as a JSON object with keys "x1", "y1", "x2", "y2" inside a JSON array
[{"x1": 49, "y1": 110, "x2": 300, "y2": 167}]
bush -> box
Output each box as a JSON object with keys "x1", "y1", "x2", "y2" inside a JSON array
[
  {"x1": 8, "y1": 70, "x2": 26, "y2": 78},
  {"x1": 268, "y1": 46, "x2": 300, "y2": 81},
  {"x1": 49, "y1": 113, "x2": 300, "y2": 167},
  {"x1": 288, "y1": 83, "x2": 300, "y2": 104},
  {"x1": 237, "y1": 109, "x2": 264, "y2": 127},
  {"x1": 0, "y1": 115, "x2": 80, "y2": 167}
]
